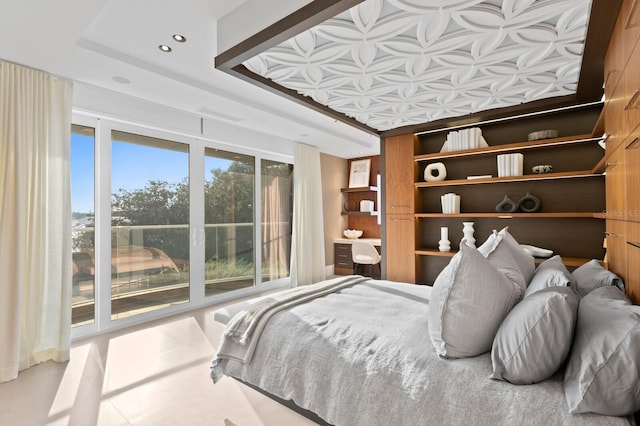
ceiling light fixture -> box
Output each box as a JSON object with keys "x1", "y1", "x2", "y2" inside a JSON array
[
  {"x1": 172, "y1": 34, "x2": 187, "y2": 43},
  {"x1": 159, "y1": 45, "x2": 172, "y2": 52}
]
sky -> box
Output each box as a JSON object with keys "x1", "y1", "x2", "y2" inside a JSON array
[{"x1": 71, "y1": 133, "x2": 231, "y2": 214}]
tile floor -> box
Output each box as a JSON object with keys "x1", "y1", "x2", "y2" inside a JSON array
[{"x1": 0, "y1": 298, "x2": 318, "y2": 426}]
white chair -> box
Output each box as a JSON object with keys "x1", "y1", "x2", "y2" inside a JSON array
[{"x1": 351, "y1": 241, "x2": 381, "y2": 278}]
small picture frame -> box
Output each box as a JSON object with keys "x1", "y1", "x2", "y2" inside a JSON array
[{"x1": 348, "y1": 159, "x2": 371, "y2": 188}]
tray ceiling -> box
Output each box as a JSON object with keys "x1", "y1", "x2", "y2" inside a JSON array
[{"x1": 239, "y1": 0, "x2": 593, "y2": 132}]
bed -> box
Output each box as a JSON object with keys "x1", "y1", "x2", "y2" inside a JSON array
[{"x1": 211, "y1": 262, "x2": 639, "y2": 425}]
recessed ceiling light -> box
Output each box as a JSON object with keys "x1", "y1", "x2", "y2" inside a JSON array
[
  {"x1": 159, "y1": 45, "x2": 172, "y2": 52},
  {"x1": 112, "y1": 76, "x2": 130, "y2": 84},
  {"x1": 172, "y1": 34, "x2": 187, "y2": 43}
]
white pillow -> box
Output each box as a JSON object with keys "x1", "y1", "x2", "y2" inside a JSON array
[
  {"x1": 524, "y1": 255, "x2": 573, "y2": 298},
  {"x1": 491, "y1": 286, "x2": 579, "y2": 384},
  {"x1": 428, "y1": 243, "x2": 519, "y2": 359},
  {"x1": 564, "y1": 286, "x2": 640, "y2": 415},
  {"x1": 477, "y1": 227, "x2": 534, "y2": 298}
]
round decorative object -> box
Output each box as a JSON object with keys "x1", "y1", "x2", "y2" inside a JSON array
[
  {"x1": 532, "y1": 164, "x2": 553, "y2": 174},
  {"x1": 495, "y1": 195, "x2": 519, "y2": 213},
  {"x1": 343, "y1": 199, "x2": 358, "y2": 212},
  {"x1": 528, "y1": 130, "x2": 558, "y2": 141},
  {"x1": 517, "y1": 192, "x2": 542, "y2": 213},
  {"x1": 424, "y1": 162, "x2": 447, "y2": 182}
]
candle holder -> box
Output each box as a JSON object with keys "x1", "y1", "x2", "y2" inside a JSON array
[{"x1": 439, "y1": 226, "x2": 451, "y2": 252}]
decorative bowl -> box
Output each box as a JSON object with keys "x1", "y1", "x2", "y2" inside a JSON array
[
  {"x1": 528, "y1": 129, "x2": 558, "y2": 141},
  {"x1": 343, "y1": 229, "x2": 363, "y2": 239}
]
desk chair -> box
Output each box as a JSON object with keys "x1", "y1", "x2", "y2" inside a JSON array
[{"x1": 351, "y1": 241, "x2": 381, "y2": 279}]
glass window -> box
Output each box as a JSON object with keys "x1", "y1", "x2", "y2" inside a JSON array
[
  {"x1": 111, "y1": 131, "x2": 189, "y2": 320},
  {"x1": 71, "y1": 125, "x2": 96, "y2": 327},
  {"x1": 261, "y1": 160, "x2": 293, "y2": 282},
  {"x1": 204, "y1": 148, "x2": 255, "y2": 296}
]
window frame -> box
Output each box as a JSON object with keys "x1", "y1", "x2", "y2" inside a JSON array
[{"x1": 70, "y1": 112, "x2": 293, "y2": 340}]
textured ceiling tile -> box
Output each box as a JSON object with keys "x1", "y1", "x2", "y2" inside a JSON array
[{"x1": 243, "y1": 0, "x2": 592, "y2": 131}]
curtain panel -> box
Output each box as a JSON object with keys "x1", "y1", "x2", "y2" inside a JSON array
[
  {"x1": 0, "y1": 61, "x2": 73, "y2": 382},
  {"x1": 290, "y1": 143, "x2": 326, "y2": 286}
]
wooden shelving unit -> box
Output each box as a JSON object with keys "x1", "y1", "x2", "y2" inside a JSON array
[
  {"x1": 341, "y1": 186, "x2": 378, "y2": 216},
  {"x1": 383, "y1": 104, "x2": 607, "y2": 284}
]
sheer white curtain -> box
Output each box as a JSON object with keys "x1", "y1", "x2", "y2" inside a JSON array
[
  {"x1": 290, "y1": 143, "x2": 326, "y2": 286},
  {"x1": 0, "y1": 61, "x2": 73, "y2": 382}
]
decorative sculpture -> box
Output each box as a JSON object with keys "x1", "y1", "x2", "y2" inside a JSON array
[
  {"x1": 424, "y1": 162, "x2": 447, "y2": 182},
  {"x1": 517, "y1": 192, "x2": 542, "y2": 213},
  {"x1": 495, "y1": 195, "x2": 519, "y2": 213}
]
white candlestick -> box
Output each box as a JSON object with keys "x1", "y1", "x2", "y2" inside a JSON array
[{"x1": 441, "y1": 227, "x2": 448, "y2": 240}]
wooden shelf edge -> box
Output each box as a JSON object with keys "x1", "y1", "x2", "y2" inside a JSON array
[
  {"x1": 341, "y1": 186, "x2": 378, "y2": 193},
  {"x1": 414, "y1": 212, "x2": 604, "y2": 219},
  {"x1": 592, "y1": 108, "x2": 605, "y2": 137},
  {"x1": 341, "y1": 211, "x2": 379, "y2": 216},
  {"x1": 414, "y1": 248, "x2": 593, "y2": 267},
  {"x1": 592, "y1": 155, "x2": 607, "y2": 174},
  {"x1": 415, "y1": 170, "x2": 602, "y2": 187},
  {"x1": 414, "y1": 134, "x2": 597, "y2": 162}
]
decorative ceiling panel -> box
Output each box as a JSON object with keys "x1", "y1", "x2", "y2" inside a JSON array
[{"x1": 243, "y1": 0, "x2": 592, "y2": 131}]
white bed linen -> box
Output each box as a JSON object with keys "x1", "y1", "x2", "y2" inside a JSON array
[{"x1": 211, "y1": 279, "x2": 630, "y2": 426}]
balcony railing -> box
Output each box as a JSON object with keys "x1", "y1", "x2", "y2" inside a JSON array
[{"x1": 71, "y1": 221, "x2": 290, "y2": 324}]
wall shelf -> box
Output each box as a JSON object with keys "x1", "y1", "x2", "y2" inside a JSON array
[
  {"x1": 415, "y1": 171, "x2": 602, "y2": 188},
  {"x1": 414, "y1": 134, "x2": 601, "y2": 162},
  {"x1": 341, "y1": 211, "x2": 379, "y2": 216},
  {"x1": 414, "y1": 248, "x2": 590, "y2": 267},
  {"x1": 415, "y1": 212, "x2": 604, "y2": 219},
  {"x1": 341, "y1": 186, "x2": 377, "y2": 193}
]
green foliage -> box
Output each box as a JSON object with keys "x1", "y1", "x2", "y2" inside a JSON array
[{"x1": 111, "y1": 161, "x2": 255, "y2": 263}]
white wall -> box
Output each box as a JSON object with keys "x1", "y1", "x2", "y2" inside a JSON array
[
  {"x1": 72, "y1": 82, "x2": 296, "y2": 158},
  {"x1": 320, "y1": 153, "x2": 348, "y2": 267}
]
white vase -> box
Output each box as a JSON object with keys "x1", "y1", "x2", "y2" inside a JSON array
[
  {"x1": 462, "y1": 222, "x2": 476, "y2": 248},
  {"x1": 438, "y1": 226, "x2": 451, "y2": 252}
]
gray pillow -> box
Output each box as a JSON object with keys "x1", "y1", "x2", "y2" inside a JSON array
[
  {"x1": 491, "y1": 286, "x2": 579, "y2": 384},
  {"x1": 497, "y1": 227, "x2": 536, "y2": 284},
  {"x1": 564, "y1": 286, "x2": 640, "y2": 415},
  {"x1": 477, "y1": 228, "x2": 531, "y2": 299},
  {"x1": 524, "y1": 255, "x2": 573, "y2": 298},
  {"x1": 428, "y1": 243, "x2": 519, "y2": 359},
  {"x1": 571, "y1": 259, "x2": 624, "y2": 298}
]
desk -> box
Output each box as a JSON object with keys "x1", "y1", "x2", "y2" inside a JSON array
[
  {"x1": 334, "y1": 238, "x2": 382, "y2": 276},
  {"x1": 334, "y1": 238, "x2": 381, "y2": 246}
]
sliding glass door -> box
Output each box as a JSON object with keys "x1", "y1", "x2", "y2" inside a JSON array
[
  {"x1": 70, "y1": 118, "x2": 293, "y2": 333},
  {"x1": 204, "y1": 148, "x2": 255, "y2": 297},
  {"x1": 110, "y1": 131, "x2": 190, "y2": 320}
]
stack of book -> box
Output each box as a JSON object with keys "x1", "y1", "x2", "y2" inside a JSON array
[
  {"x1": 497, "y1": 153, "x2": 524, "y2": 177},
  {"x1": 440, "y1": 127, "x2": 489, "y2": 152}
]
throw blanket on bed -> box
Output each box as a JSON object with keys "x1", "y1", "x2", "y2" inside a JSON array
[
  {"x1": 212, "y1": 279, "x2": 630, "y2": 426},
  {"x1": 212, "y1": 275, "x2": 368, "y2": 380}
]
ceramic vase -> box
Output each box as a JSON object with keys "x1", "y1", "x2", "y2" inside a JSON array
[
  {"x1": 438, "y1": 227, "x2": 451, "y2": 252},
  {"x1": 462, "y1": 222, "x2": 476, "y2": 248}
]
